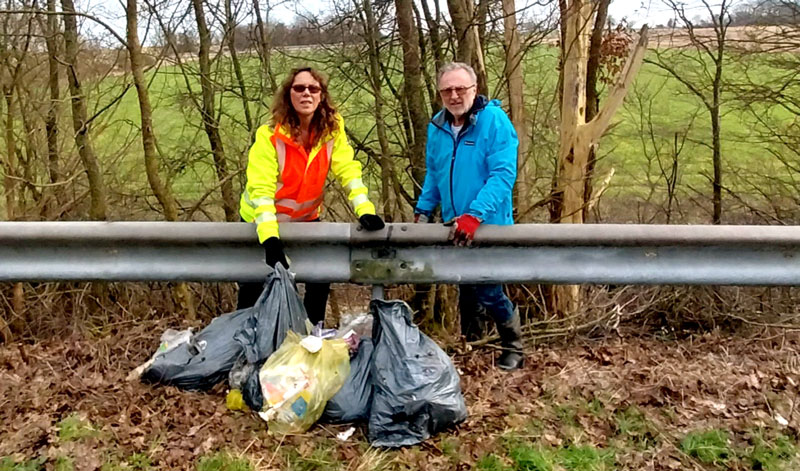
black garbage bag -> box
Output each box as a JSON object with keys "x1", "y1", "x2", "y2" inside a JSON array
[
  {"x1": 141, "y1": 307, "x2": 252, "y2": 390},
  {"x1": 231, "y1": 264, "x2": 310, "y2": 410},
  {"x1": 367, "y1": 299, "x2": 468, "y2": 447},
  {"x1": 321, "y1": 338, "x2": 374, "y2": 423},
  {"x1": 142, "y1": 264, "x2": 308, "y2": 392}
]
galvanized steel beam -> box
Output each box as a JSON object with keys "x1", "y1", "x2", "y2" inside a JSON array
[{"x1": 1, "y1": 221, "x2": 800, "y2": 285}]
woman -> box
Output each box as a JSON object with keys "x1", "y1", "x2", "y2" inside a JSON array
[{"x1": 238, "y1": 67, "x2": 384, "y2": 323}]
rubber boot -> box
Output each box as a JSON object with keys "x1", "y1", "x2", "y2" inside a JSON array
[{"x1": 495, "y1": 310, "x2": 524, "y2": 371}]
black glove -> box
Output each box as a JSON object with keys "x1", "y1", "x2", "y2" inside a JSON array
[
  {"x1": 262, "y1": 237, "x2": 289, "y2": 268},
  {"x1": 359, "y1": 214, "x2": 385, "y2": 231}
]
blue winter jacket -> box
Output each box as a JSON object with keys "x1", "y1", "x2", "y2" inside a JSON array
[{"x1": 415, "y1": 96, "x2": 518, "y2": 225}]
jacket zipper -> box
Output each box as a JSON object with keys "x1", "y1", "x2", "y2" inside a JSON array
[
  {"x1": 433, "y1": 120, "x2": 468, "y2": 219},
  {"x1": 448, "y1": 135, "x2": 459, "y2": 218}
]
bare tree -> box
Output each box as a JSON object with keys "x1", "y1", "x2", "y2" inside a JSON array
[
  {"x1": 582, "y1": 0, "x2": 610, "y2": 221},
  {"x1": 648, "y1": 0, "x2": 733, "y2": 224},
  {"x1": 418, "y1": 0, "x2": 444, "y2": 112},
  {"x1": 358, "y1": 0, "x2": 395, "y2": 220},
  {"x1": 251, "y1": 0, "x2": 279, "y2": 94},
  {"x1": 396, "y1": 0, "x2": 429, "y2": 202},
  {"x1": 223, "y1": 0, "x2": 254, "y2": 136},
  {"x1": 191, "y1": 0, "x2": 237, "y2": 221},
  {"x1": 446, "y1": 0, "x2": 488, "y2": 94},
  {"x1": 125, "y1": 0, "x2": 195, "y2": 317},
  {"x1": 61, "y1": 0, "x2": 108, "y2": 221},
  {"x1": 553, "y1": 0, "x2": 648, "y2": 314},
  {"x1": 502, "y1": 0, "x2": 531, "y2": 220},
  {"x1": 42, "y1": 0, "x2": 62, "y2": 217}
]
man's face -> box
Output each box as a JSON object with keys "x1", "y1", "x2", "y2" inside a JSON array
[{"x1": 438, "y1": 69, "x2": 477, "y2": 122}]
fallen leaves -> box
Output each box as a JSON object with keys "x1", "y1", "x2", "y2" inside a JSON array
[{"x1": 1, "y1": 324, "x2": 799, "y2": 470}]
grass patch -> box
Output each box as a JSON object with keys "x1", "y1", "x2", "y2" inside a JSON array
[
  {"x1": 508, "y1": 444, "x2": 554, "y2": 471},
  {"x1": 553, "y1": 404, "x2": 578, "y2": 427},
  {"x1": 196, "y1": 451, "x2": 252, "y2": 471},
  {"x1": 586, "y1": 398, "x2": 605, "y2": 417},
  {"x1": 57, "y1": 414, "x2": 98, "y2": 441},
  {"x1": 476, "y1": 454, "x2": 511, "y2": 471},
  {"x1": 441, "y1": 437, "x2": 462, "y2": 463},
  {"x1": 559, "y1": 444, "x2": 615, "y2": 471},
  {"x1": 283, "y1": 445, "x2": 340, "y2": 471},
  {"x1": 0, "y1": 457, "x2": 46, "y2": 471},
  {"x1": 54, "y1": 456, "x2": 74, "y2": 471},
  {"x1": 680, "y1": 429, "x2": 732, "y2": 465},
  {"x1": 745, "y1": 430, "x2": 798, "y2": 471}
]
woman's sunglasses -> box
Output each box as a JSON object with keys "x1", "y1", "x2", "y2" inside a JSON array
[{"x1": 291, "y1": 84, "x2": 322, "y2": 94}]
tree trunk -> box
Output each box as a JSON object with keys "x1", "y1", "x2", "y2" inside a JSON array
[
  {"x1": 582, "y1": 0, "x2": 610, "y2": 221},
  {"x1": 473, "y1": 0, "x2": 489, "y2": 94},
  {"x1": 361, "y1": 0, "x2": 395, "y2": 221},
  {"x1": 126, "y1": 0, "x2": 178, "y2": 221},
  {"x1": 225, "y1": 0, "x2": 253, "y2": 136},
  {"x1": 554, "y1": 0, "x2": 648, "y2": 314},
  {"x1": 420, "y1": 0, "x2": 443, "y2": 112},
  {"x1": 396, "y1": 0, "x2": 429, "y2": 200},
  {"x1": 127, "y1": 0, "x2": 196, "y2": 318},
  {"x1": 44, "y1": 0, "x2": 62, "y2": 217},
  {"x1": 17, "y1": 88, "x2": 44, "y2": 213},
  {"x1": 711, "y1": 56, "x2": 722, "y2": 225},
  {"x1": 252, "y1": 0, "x2": 277, "y2": 94},
  {"x1": 192, "y1": 0, "x2": 237, "y2": 222},
  {"x1": 61, "y1": 0, "x2": 107, "y2": 221},
  {"x1": 502, "y1": 0, "x2": 531, "y2": 221},
  {"x1": 3, "y1": 88, "x2": 18, "y2": 221},
  {"x1": 447, "y1": 0, "x2": 474, "y2": 63},
  {"x1": 412, "y1": 1, "x2": 438, "y2": 113}
]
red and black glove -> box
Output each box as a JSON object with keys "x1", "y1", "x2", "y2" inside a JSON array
[{"x1": 445, "y1": 214, "x2": 482, "y2": 246}]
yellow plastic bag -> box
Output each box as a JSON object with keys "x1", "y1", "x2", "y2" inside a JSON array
[{"x1": 257, "y1": 331, "x2": 350, "y2": 433}]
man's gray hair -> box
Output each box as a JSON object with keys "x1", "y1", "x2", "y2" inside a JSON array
[{"x1": 437, "y1": 62, "x2": 477, "y2": 86}]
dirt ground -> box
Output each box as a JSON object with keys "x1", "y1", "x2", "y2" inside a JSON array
[{"x1": 1, "y1": 317, "x2": 799, "y2": 470}]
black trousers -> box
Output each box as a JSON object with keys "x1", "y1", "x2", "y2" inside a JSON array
[{"x1": 236, "y1": 279, "x2": 330, "y2": 326}]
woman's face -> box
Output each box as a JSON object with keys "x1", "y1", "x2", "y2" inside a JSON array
[{"x1": 290, "y1": 71, "x2": 323, "y2": 120}]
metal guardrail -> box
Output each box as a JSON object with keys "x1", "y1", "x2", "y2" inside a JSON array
[{"x1": 2, "y1": 221, "x2": 800, "y2": 285}]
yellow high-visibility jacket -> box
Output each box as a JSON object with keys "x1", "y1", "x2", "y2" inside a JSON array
[{"x1": 239, "y1": 114, "x2": 376, "y2": 242}]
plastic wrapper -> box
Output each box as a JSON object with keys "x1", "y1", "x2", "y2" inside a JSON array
[
  {"x1": 367, "y1": 300, "x2": 468, "y2": 447},
  {"x1": 338, "y1": 313, "x2": 373, "y2": 339},
  {"x1": 257, "y1": 332, "x2": 350, "y2": 434},
  {"x1": 321, "y1": 338, "x2": 374, "y2": 423}
]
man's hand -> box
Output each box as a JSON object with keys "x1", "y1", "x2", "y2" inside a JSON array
[
  {"x1": 445, "y1": 214, "x2": 482, "y2": 246},
  {"x1": 262, "y1": 237, "x2": 289, "y2": 268},
  {"x1": 359, "y1": 214, "x2": 385, "y2": 231},
  {"x1": 414, "y1": 212, "x2": 430, "y2": 224}
]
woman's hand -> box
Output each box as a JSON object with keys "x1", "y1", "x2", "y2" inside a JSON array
[
  {"x1": 262, "y1": 237, "x2": 289, "y2": 268},
  {"x1": 359, "y1": 214, "x2": 385, "y2": 231}
]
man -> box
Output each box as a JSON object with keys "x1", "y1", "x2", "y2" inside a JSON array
[{"x1": 414, "y1": 62, "x2": 523, "y2": 370}]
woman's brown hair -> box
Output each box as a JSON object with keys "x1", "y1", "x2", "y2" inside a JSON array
[{"x1": 270, "y1": 67, "x2": 339, "y2": 148}]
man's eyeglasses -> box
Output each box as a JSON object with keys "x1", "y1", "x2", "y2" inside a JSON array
[
  {"x1": 439, "y1": 84, "x2": 475, "y2": 97},
  {"x1": 292, "y1": 84, "x2": 322, "y2": 94}
]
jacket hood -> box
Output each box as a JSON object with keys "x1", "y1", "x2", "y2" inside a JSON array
[{"x1": 432, "y1": 95, "x2": 494, "y2": 128}]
